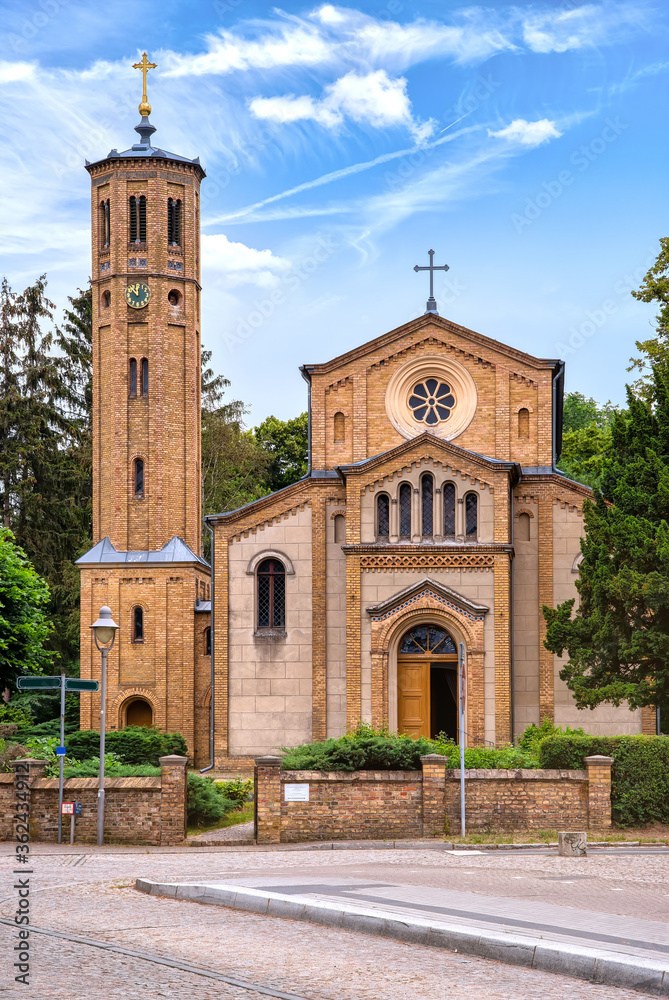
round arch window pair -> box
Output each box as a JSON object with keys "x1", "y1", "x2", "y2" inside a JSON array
[{"x1": 408, "y1": 379, "x2": 456, "y2": 425}]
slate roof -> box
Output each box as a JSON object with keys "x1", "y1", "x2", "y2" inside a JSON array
[
  {"x1": 76, "y1": 535, "x2": 209, "y2": 567},
  {"x1": 85, "y1": 118, "x2": 205, "y2": 178}
]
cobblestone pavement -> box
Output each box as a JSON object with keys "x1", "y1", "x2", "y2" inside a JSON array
[{"x1": 0, "y1": 845, "x2": 666, "y2": 998}]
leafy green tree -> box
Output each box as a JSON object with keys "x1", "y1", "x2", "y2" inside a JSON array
[
  {"x1": 252, "y1": 412, "x2": 309, "y2": 492},
  {"x1": 628, "y1": 237, "x2": 669, "y2": 399},
  {"x1": 545, "y1": 242, "x2": 669, "y2": 725},
  {"x1": 201, "y1": 349, "x2": 270, "y2": 518},
  {"x1": 0, "y1": 279, "x2": 92, "y2": 670},
  {"x1": 0, "y1": 527, "x2": 54, "y2": 689},
  {"x1": 558, "y1": 392, "x2": 618, "y2": 488}
]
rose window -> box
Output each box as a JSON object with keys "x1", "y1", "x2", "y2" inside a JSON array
[{"x1": 408, "y1": 379, "x2": 455, "y2": 425}]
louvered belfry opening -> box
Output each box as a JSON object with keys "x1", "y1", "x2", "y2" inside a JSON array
[{"x1": 168, "y1": 198, "x2": 182, "y2": 246}]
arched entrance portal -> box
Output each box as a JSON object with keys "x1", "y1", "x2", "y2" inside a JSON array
[
  {"x1": 126, "y1": 698, "x2": 153, "y2": 728},
  {"x1": 397, "y1": 624, "x2": 458, "y2": 740}
]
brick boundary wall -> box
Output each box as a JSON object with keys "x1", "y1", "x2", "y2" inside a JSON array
[
  {"x1": 255, "y1": 754, "x2": 612, "y2": 843},
  {"x1": 4, "y1": 756, "x2": 187, "y2": 846}
]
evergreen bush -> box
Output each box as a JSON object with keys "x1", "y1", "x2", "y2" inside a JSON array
[
  {"x1": 280, "y1": 724, "x2": 434, "y2": 771},
  {"x1": 539, "y1": 734, "x2": 669, "y2": 826},
  {"x1": 64, "y1": 726, "x2": 187, "y2": 766},
  {"x1": 187, "y1": 773, "x2": 237, "y2": 828}
]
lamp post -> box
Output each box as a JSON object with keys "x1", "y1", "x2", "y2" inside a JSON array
[{"x1": 90, "y1": 606, "x2": 119, "y2": 846}]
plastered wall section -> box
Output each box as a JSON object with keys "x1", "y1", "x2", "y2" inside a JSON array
[
  {"x1": 513, "y1": 508, "x2": 540, "y2": 733},
  {"x1": 552, "y1": 502, "x2": 642, "y2": 735},
  {"x1": 360, "y1": 568, "x2": 496, "y2": 741},
  {"x1": 227, "y1": 507, "x2": 314, "y2": 755},
  {"x1": 326, "y1": 502, "x2": 347, "y2": 738}
]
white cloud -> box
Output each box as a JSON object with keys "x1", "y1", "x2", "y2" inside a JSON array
[
  {"x1": 0, "y1": 61, "x2": 35, "y2": 83},
  {"x1": 162, "y1": 25, "x2": 333, "y2": 78},
  {"x1": 201, "y1": 233, "x2": 291, "y2": 288},
  {"x1": 250, "y1": 70, "x2": 435, "y2": 141},
  {"x1": 522, "y1": 3, "x2": 646, "y2": 54},
  {"x1": 488, "y1": 118, "x2": 562, "y2": 146}
]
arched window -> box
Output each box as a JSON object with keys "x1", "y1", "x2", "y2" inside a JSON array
[
  {"x1": 134, "y1": 458, "x2": 144, "y2": 496},
  {"x1": 334, "y1": 411, "x2": 345, "y2": 442},
  {"x1": 377, "y1": 494, "x2": 390, "y2": 538},
  {"x1": 141, "y1": 358, "x2": 148, "y2": 396},
  {"x1": 100, "y1": 199, "x2": 110, "y2": 248},
  {"x1": 133, "y1": 606, "x2": 144, "y2": 642},
  {"x1": 518, "y1": 408, "x2": 530, "y2": 438},
  {"x1": 443, "y1": 482, "x2": 456, "y2": 538},
  {"x1": 334, "y1": 514, "x2": 345, "y2": 543},
  {"x1": 205, "y1": 627, "x2": 211, "y2": 655},
  {"x1": 421, "y1": 473, "x2": 434, "y2": 536},
  {"x1": 129, "y1": 195, "x2": 146, "y2": 243},
  {"x1": 257, "y1": 558, "x2": 285, "y2": 630},
  {"x1": 399, "y1": 483, "x2": 412, "y2": 538},
  {"x1": 101, "y1": 290, "x2": 111, "y2": 309},
  {"x1": 129, "y1": 358, "x2": 137, "y2": 396},
  {"x1": 168, "y1": 198, "x2": 182, "y2": 246},
  {"x1": 517, "y1": 512, "x2": 531, "y2": 541},
  {"x1": 465, "y1": 492, "x2": 478, "y2": 539}
]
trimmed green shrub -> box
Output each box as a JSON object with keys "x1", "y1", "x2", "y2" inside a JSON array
[
  {"x1": 64, "y1": 759, "x2": 160, "y2": 777},
  {"x1": 431, "y1": 737, "x2": 538, "y2": 769},
  {"x1": 516, "y1": 719, "x2": 585, "y2": 759},
  {"x1": 187, "y1": 773, "x2": 237, "y2": 828},
  {"x1": 281, "y1": 724, "x2": 434, "y2": 771},
  {"x1": 64, "y1": 726, "x2": 188, "y2": 766},
  {"x1": 15, "y1": 718, "x2": 79, "y2": 740},
  {"x1": 216, "y1": 777, "x2": 252, "y2": 806},
  {"x1": 539, "y1": 734, "x2": 669, "y2": 827}
]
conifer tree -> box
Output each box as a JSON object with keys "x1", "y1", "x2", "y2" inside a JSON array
[{"x1": 544, "y1": 241, "x2": 669, "y2": 723}]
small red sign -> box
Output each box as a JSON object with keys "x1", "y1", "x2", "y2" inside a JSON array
[{"x1": 61, "y1": 802, "x2": 74, "y2": 815}]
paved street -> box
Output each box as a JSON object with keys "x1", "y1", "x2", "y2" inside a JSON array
[{"x1": 1, "y1": 844, "x2": 668, "y2": 998}]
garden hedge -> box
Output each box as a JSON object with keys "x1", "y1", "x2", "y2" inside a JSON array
[
  {"x1": 64, "y1": 726, "x2": 188, "y2": 766},
  {"x1": 539, "y1": 734, "x2": 669, "y2": 827}
]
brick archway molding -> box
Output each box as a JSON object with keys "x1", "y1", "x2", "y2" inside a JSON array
[
  {"x1": 111, "y1": 688, "x2": 160, "y2": 731},
  {"x1": 367, "y1": 586, "x2": 487, "y2": 744}
]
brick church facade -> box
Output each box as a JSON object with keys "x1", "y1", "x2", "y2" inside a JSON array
[{"x1": 78, "y1": 76, "x2": 647, "y2": 768}]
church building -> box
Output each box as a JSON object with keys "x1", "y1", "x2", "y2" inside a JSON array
[{"x1": 78, "y1": 63, "x2": 649, "y2": 769}]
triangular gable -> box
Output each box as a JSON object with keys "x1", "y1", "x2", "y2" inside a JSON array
[
  {"x1": 302, "y1": 313, "x2": 561, "y2": 378},
  {"x1": 366, "y1": 577, "x2": 489, "y2": 623},
  {"x1": 336, "y1": 430, "x2": 521, "y2": 483}
]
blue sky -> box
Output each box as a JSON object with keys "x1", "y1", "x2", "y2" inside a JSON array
[{"x1": 1, "y1": 0, "x2": 667, "y2": 423}]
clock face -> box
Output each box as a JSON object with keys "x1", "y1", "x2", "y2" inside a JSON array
[{"x1": 126, "y1": 282, "x2": 150, "y2": 309}]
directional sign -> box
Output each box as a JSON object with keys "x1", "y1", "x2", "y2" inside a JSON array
[
  {"x1": 74, "y1": 802, "x2": 82, "y2": 816},
  {"x1": 17, "y1": 676, "x2": 60, "y2": 690},
  {"x1": 65, "y1": 679, "x2": 99, "y2": 692}
]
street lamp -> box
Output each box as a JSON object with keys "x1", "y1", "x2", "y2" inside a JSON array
[{"x1": 90, "y1": 606, "x2": 119, "y2": 845}]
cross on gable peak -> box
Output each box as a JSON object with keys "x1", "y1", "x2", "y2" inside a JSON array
[{"x1": 413, "y1": 249, "x2": 450, "y2": 316}]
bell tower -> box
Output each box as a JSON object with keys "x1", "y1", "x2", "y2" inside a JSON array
[
  {"x1": 87, "y1": 53, "x2": 205, "y2": 553},
  {"x1": 78, "y1": 56, "x2": 211, "y2": 758}
]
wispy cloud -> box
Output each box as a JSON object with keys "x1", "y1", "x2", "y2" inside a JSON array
[
  {"x1": 522, "y1": 2, "x2": 648, "y2": 53},
  {"x1": 488, "y1": 118, "x2": 562, "y2": 146},
  {"x1": 202, "y1": 234, "x2": 291, "y2": 288}
]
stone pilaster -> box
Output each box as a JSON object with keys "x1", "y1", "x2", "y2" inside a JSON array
[
  {"x1": 159, "y1": 754, "x2": 188, "y2": 845},
  {"x1": 585, "y1": 754, "x2": 614, "y2": 830},
  {"x1": 420, "y1": 754, "x2": 448, "y2": 837},
  {"x1": 255, "y1": 755, "x2": 283, "y2": 844}
]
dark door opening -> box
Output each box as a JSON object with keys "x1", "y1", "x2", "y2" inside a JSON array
[{"x1": 430, "y1": 664, "x2": 457, "y2": 741}]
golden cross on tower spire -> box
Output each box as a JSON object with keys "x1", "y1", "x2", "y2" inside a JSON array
[{"x1": 132, "y1": 52, "x2": 157, "y2": 118}]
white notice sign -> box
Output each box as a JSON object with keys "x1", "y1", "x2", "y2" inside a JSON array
[{"x1": 284, "y1": 783, "x2": 309, "y2": 802}]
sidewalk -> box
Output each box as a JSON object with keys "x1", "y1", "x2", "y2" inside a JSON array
[{"x1": 137, "y1": 870, "x2": 669, "y2": 995}]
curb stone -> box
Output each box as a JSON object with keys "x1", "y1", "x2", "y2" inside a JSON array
[{"x1": 135, "y1": 880, "x2": 669, "y2": 995}]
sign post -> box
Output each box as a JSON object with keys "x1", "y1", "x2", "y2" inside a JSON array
[
  {"x1": 458, "y1": 641, "x2": 466, "y2": 839},
  {"x1": 17, "y1": 676, "x2": 100, "y2": 844}
]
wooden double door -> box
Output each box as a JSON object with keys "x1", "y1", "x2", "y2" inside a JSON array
[{"x1": 397, "y1": 625, "x2": 459, "y2": 740}]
